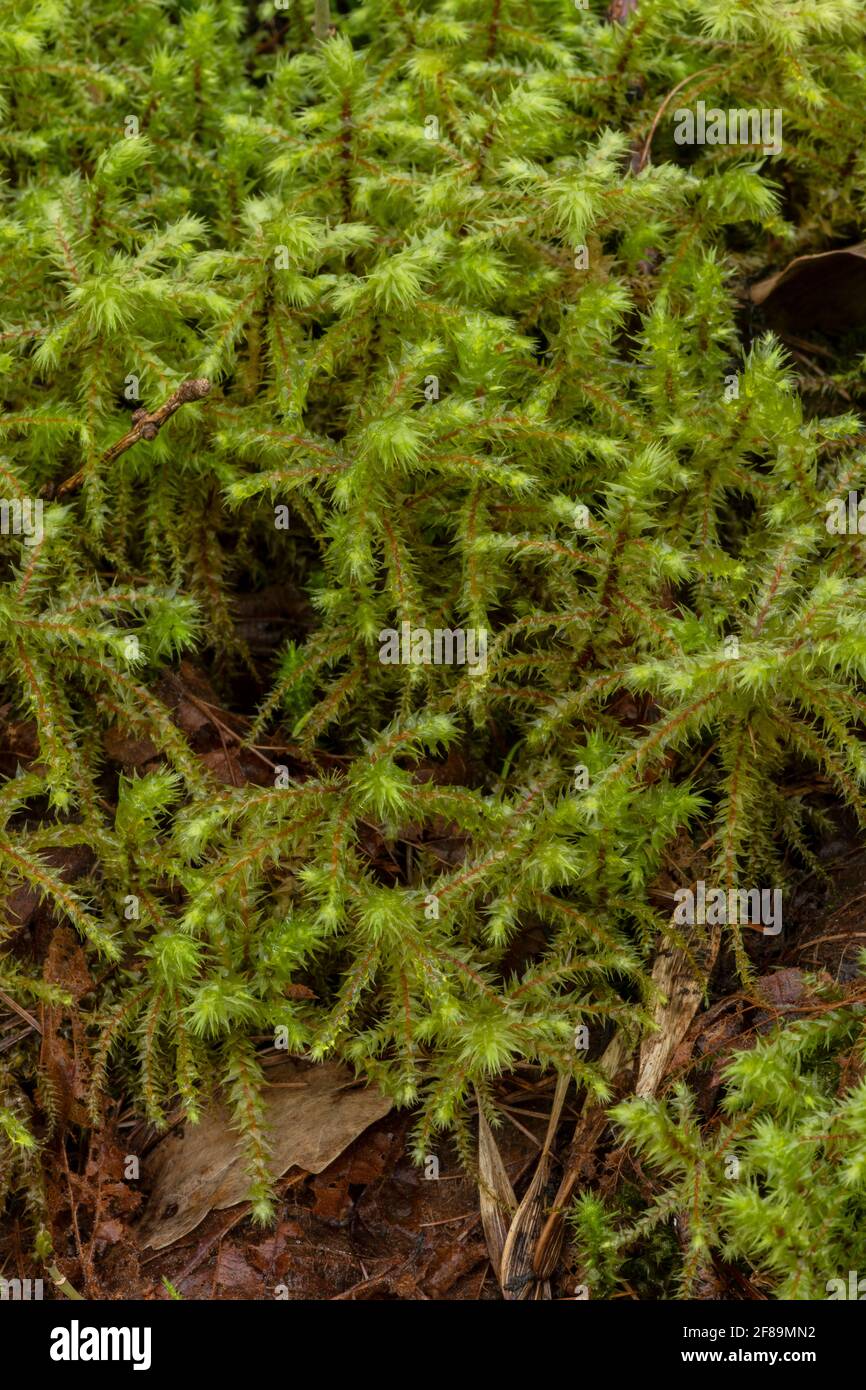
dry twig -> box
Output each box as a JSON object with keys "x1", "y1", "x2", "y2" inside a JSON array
[{"x1": 51, "y1": 378, "x2": 211, "y2": 498}]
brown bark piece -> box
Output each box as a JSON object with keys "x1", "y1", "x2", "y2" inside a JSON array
[{"x1": 750, "y1": 244, "x2": 866, "y2": 337}]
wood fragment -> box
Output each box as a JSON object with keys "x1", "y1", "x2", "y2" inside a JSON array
[{"x1": 635, "y1": 922, "x2": 721, "y2": 1098}]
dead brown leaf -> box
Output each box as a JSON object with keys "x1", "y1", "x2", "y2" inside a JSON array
[
  {"x1": 137, "y1": 1058, "x2": 392, "y2": 1250},
  {"x1": 39, "y1": 926, "x2": 94, "y2": 1128},
  {"x1": 213, "y1": 1244, "x2": 263, "y2": 1298},
  {"x1": 103, "y1": 726, "x2": 158, "y2": 768},
  {"x1": 756, "y1": 967, "x2": 806, "y2": 1009},
  {"x1": 750, "y1": 243, "x2": 866, "y2": 337}
]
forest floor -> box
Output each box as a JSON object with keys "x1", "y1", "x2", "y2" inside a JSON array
[{"x1": 2, "y1": 655, "x2": 864, "y2": 1299}]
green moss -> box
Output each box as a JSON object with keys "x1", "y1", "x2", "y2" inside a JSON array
[
  {"x1": 576, "y1": 992, "x2": 866, "y2": 1298},
  {"x1": 1, "y1": 1, "x2": 865, "y2": 1282}
]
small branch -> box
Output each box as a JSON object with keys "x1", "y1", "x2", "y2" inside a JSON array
[
  {"x1": 51, "y1": 378, "x2": 211, "y2": 499},
  {"x1": 0, "y1": 986, "x2": 42, "y2": 1034},
  {"x1": 635, "y1": 65, "x2": 723, "y2": 174}
]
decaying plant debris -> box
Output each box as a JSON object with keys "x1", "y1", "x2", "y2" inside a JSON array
[{"x1": 2, "y1": 0, "x2": 866, "y2": 1302}]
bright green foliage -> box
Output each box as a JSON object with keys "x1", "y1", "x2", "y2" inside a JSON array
[
  {"x1": 1, "y1": 0, "x2": 865, "y2": 1268},
  {"x1": 574, "y1": 983, "x2": 866, "y2": 1299}
]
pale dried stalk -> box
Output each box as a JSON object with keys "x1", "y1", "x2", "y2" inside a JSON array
[{"x1": 476, "y1": 1095, "x2": 518, "y2": 1288}]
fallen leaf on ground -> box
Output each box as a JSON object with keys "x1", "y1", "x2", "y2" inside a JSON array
[
  {"x1": 750, "y1": 244, "x2": 866, "y2": 337},
  {"x1": 214, "y1": 1244, "x2": 262, "y2": 1298},
  {"x1": 103, "y1": 726, "x2": 158, "y2": 768},
  {"x1": 756, "y1": 967, "x2": 806, "y2": 1008},
  {"x1": 138, "y1": 1058, "x2": 392, "y2": 1250}
]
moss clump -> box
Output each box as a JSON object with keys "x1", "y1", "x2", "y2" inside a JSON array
[{"x1": 2, "y1": 1, "x2": 866, "y2": 1291}]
